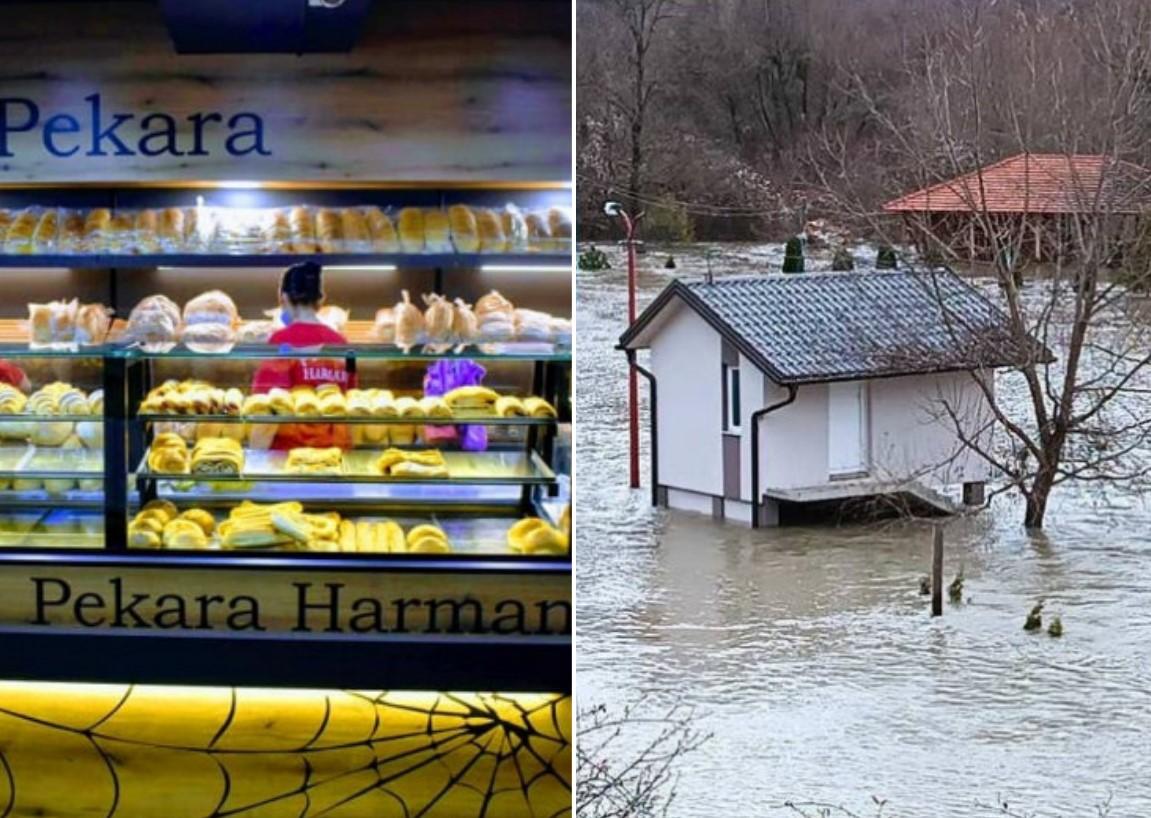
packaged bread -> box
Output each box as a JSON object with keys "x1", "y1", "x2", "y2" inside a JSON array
[
  {"x1": 106, "y1": 211, "x2": 135, "y2": 253},
  {"x1": 524, "y1": 211, "x2": 550, "y2": 252},
  {"x1": 316, "y1": 208, "x2": 342, "y2": 253},
  {"x1": 27, "y1": 299, "x2": 78, "y2": 348},
  {"x1": 134, "y1": 209, "x2": 160, "y2": 253},
  {"x1": 182, "y1": 322, "x2": 236, "y2": 354},
  {"x1": 398, "y1": 207, "x2": 425, "y2": 253},
  {"x1": 184, "y1": 290, "x2": 238, "y2": 326},
  {"x1": 365, "y1": 207, "x2": 399, "y2": 252},
  {"x1": 236, "y1": 320, "x2": 275, "y2": 344},
  {"x1": 476, "y1": 209, "x2": 507, "y2": 253},
  {"x1": 318, "y1": 305, "x2": 349, "y2": 333},
  {"x1": 82, "y1": 208, "x2": 111, "y2": 253},
  {"x1": 263, "y1": 209, "x2": 292, "y2": 254},
  {"x1": 476, "y1": 290, "x2": 516, "y2": 341},
  {"x1": 157, "y1": 208, "x2": 185, "y2": 251},
  {"x1": 448, "y1": 205, "x2": 479, "y2": 253},
  {"x1": 76, "y1": 304, "x2": 112, "y2": 346},
  {"x1": 183, "y1": 206, "x2": 209, "y2": 251},
  {"x1": 340, "y1": 208, "x2": 370, "y2": 251},
  {"x1": 56, "y1": 210, "x2": 86, "y2": 254},
  {"x1": 424, "y1": 208, "x2": 452, "y2": 252},
  {"x1": 452, "y1": 299, "x2": 479, "y2": 348},
  {"x1": 0, "y1": 210, "x2": 11, "y2": 244},
  {"x1": 5, "y1": 208, "x2": 38, "y2": 254},
  {"x1": 373, "y1": 307, "x2": 396, "y2": 344},
  {"x1": 289, "y1": 206, "x2": 317, "y2": 254},
  {"x1": 32, "y1": 208, "x2": 59, "y2": 252},
  {"x1": 423, "y1": 293, "x2": 455, "y2": 346},
  {"x1": 546, "y1": 207, "x2": 572, "y2": 251},
  {"x1": 501, "y1": 206, "x2": 529, "y2": 251},
  {"x1": 516, "y1": 308, "x2": 554, "y2": 341},
  {"x1": 126, "y1": 294, "x2": 182, "y2": 351},
  {"x1": 551, "y1": 316, "x2": 572, "y2": 345},
  {"x1": 394, "y1": 290, "x2": 425, "y2": 351}
]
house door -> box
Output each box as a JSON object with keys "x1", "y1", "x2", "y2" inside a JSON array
[{"x1": 828, "y1": 381, "x2": 868, "y2": 477}]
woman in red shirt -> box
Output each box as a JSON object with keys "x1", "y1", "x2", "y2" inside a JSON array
[{"x1": 250, "y1": 261, "x2": 354, "y2": 450}]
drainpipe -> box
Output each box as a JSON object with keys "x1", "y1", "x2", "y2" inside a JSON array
[
  {"x1": 626, "y1": 349, "x2": 659, "y2": 507},
  {"x1": 750, "y1": 384, "x2": 798, "y2": 529}
]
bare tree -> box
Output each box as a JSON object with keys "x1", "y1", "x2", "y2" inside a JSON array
[{"x1": 814, "y1": 0, "x2": 1151, "y2": 528}]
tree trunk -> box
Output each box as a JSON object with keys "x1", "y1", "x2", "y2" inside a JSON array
[{"x1": 1024, "y1": 469, "x2": 1057, "y2": 529}]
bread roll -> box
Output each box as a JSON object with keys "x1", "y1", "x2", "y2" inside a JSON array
[
  {"x1": 547, "y1": 207, "x2": 572, "y2": 251},
  {"x1": 398, "y1": 208, "x2": 425, "y2": 253},
  {"x1": 76, "y1": 304, "x2": 111, "y2": 345},
  {"x1": 84, "y1": 208, "x2": 111, "y2": 248},
  {"x1": 476, "y1": 209, "x2": 507, "y2": 253},
  {"x1": 58, "y1": 211, "x2": 86, "y2": 253},
  {"x1": 289, "y1": 206, "x2": 317, "y2": 254},
  {"x1": 6, "y1": 208, "x2": 37, "y2": 254},
  {"x1": 32, "y1": 209, "x2": 59, "y2": 252},
  {"x1": 184, "y1": 290, "x2": 238, "y2": 326},
  {"x1": 423, "y1": 293, "x2": 454, "y2": 344},
  {"x1": 316, "y1": 208, "x2": 341, "y2": 253},
  {"x1": 394, "y1": 290, "x2": 425, "y2": 350},
  {"x1": 182, "y1": 322, "x2": 236, "y2": 354},
  {"x1": 448, "y1": 204, "x2": 479, "y2": 253},
  {"x1": 373, "y1": 307, "x2": 396, "y2": 343},
  {"x1": 0, "y1": 210, "x2": 12, "y2": 242},
  {"x1": 340, "y1": 208, "x2": 370, "y2": 250},
  {"x1": 501, "y1": 206, "x2": 528, "y2": 251},
  {"x1": 135, "y1": 209, "x2": 160, "y2": 253},
  {"x1": 158, "y1": 207, "x2": 184, "y2": 250},
  {"x1": 106, "y1": 211, "x2": 134, "y2": 253},
  {"x1": 424, "y1": 208, "x2": 452, "y2": 252},
  {"x1": 453, "y1": 299, "x2": 478, "y2": 347},
  {"x1": 525, "y1": 212, "x2": 550, "y2": 252},
  {"x1": 365, "y1": 207, "x2": 399, "y2": 252},
  {"x1": 263, "y1": 209, "x2": 292, "y2": 253}
]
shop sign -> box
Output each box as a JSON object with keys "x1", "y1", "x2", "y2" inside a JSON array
[
  {"x1": 0, "y1": 564, "x2": 569, "y2": 638},
  {"x1": 0, "y1": 94, "x2": 270, "y2": 159}
]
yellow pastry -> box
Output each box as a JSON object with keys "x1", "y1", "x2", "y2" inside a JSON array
[
  {"x1": 163, "y1": 519, "x2": 208, "y2": 549},
  {"x1": 242, "y1": 393, "x2": 273, "y2": 416},
  {"x1": 495, "y1": 396, "x2": 525, "y2": 417},
  {"x1": 285, "y1": 447, "x2": 344, "y2": 475},
  {"x1": 397, "y1": 207, "x2": 425, "y2": 253},
  {"x1": 178, "y1": 508, "x2": 216, "y2": 536},
  {"x1": 448, "y1": 204, "x2": 479, "y2": 253},
  {"x1": 418, "y1": 396, "x2": 452, "y2": 418},
  {"x1": 407, "y1": 524, "x2": 451, "y2": 554},
  {"x1": 523, "y1": 397, "x2": 558, "y2": 418},
  {"x1": 476, "y1": 208, "x2": 507, "y2": 252},
  {"x1": 507, "y1": 517, "x2": 569, "y2": 555},
  {"x1": 395, "y1": 396, "x2": 422, "y2": 418},
  {"x1": 319, "y1": 391, "x2": 346, "y2": 417},
  {"x1": 424, "y1": 208, "x2": 452, "y2": 252},
  {"x1": 443, "y1": 385, "x2": 500, "y2": 410},
  {"x1": 268, "y1": 388, "x2": 294, "y2": 415},
  {"x1": 190, "y1": 437, "x2": 244, "y2": 476}
]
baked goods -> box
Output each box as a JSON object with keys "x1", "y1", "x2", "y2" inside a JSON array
[
  {"x1": 443, "y1": 385, "x2": 500, "y2": 410},
  {"x1": 263, "y1": 209, "x2": 292, "y2": 253},
  {"x1": 475, "y1": 290, "x2": 516, "y2": 341},
  {"x1": 182, "y1": 322, "x2": 236, "y2": 354},
  {"x1": 32, "y1": 209, "x2": 59, "y2": 251},
  {"x1": 365, "y1": 207, "x2": 399, "y2": 252},
  {"x1": 501, "y1": 206, "x2": 528, "y2": 251},
  {"x1": 58, "y1": 211, "x2": 86, "y2": 253},
  {"x1": 394, "y1": 290, "x2": 425, "y2": 351},
  {"x1": 318, "y1": 305, "x2": 349, "y2": 333},
  {"x1": 140, "y1": 380, "x2": 233, "y2": 415},
  {"x1": 546, "y1": 207, "x2": 572, "y2": 250},
  {"x1": 236, "y1": 320, "x2": 276, "y2": 344},
  {"x1": 423, "y1": 293, "x2": 454, "y2": 346},
  {"x1": 476, "y1": 209, "x2": 507, "y2": 253},
  {"x1": 339, "y1": 519, "x2": 406, "y2": 553},
  {"x1": 417, "y1": 396, "x2": 452, "y2": 417},
  {"x1": 373, "y1": 307, "x2": 396, "y2": 343},
  {"x1": 524, "y1": 211, "x2": 550, "y2": 252},
  {"x1": 27, "y1": 299, "x2": 78, "y2": 348},
  {"x1": 515, "y1": 308, "x2": 554, "y2": 342},
  {"x1": 406, "y1": 523, "x2": 452, "y2": 553},
  {"x1": 0, "y1": 385, "x2": 26, "y2": 414},
  {"x1": 448, "y1": 204, "x2": 479, "y2": 253},
  {"x1": 316, "y1": 208, "x2": 341, "y2": 253},
  {"x1": 268, "y1": 388, "x2": 294, "y2": 416},
  {"x1": 394, "y1": 396, "x2": 422, "y2": 418},
  {"x1": 452, "y1": 299, "x2": 479, "y2": 348},
  {"x1": 506, "y1": 517, "x2": 569, "y2": 556},
  {"x1": 376, "y1": 448, "x2": 448, "y2": 478},
  {"x1": 424, "y1": 208, "x2": 452, "y2": 252},
  {"x1": 184, "y1": 290, "x2": 238, "y2": 326},
  {"x1": 163, "y1": 519, "x2": 209, "y2": 549},
  {"x1": 293, "y1": 388, "x2": 320, "y2": 417},
  {"x1": 82, "y1": 208, "x2": 111, "y2": 251},
  {"x1": 495, "y1": 396, "x2": 525, "y2": 417},
  {"x1": 219, "y1": 501, "x2": 301, "y2": 549},
  {"x1": 157, "y1": 208, "x2": 185, "y2": 250},
  {"x1": 125, "y1": 294, "x2": 182, "y2": 350},
  {"x1": 134, "y1": 210, "x2": 160, "y2": 253},
  {"x1": 285, "y1": 447, "x2": 343, "y2": 475},
  {"x1": 523, "y1": 396, "x2": 558, "y2": 418},
  {"x1": 76, "y1": 304, "x2": 111, "y2": 346},
  {"x1": 190, "y1": 437, "x2": 244, "y2": 475},
  {"x1": 340, "y1": 208, "x2": 370, "y2": 250},
  {"x1": 5, "y1": 208, "x2": 37, "y2": 254},
  {"x1": 241, "y1": 393, "x2": 272, "y2": 416},
  {"x1": 288, "y1": 206, "x2": 317, "y2": 254},
  {"x1": 148, "y1": 432, "x2": 190, "y2": 474},
  {"x1": 398, "y1": 207, "x2": 425, "y2": 253},
  {"x1": 319, "y1": 390, "x2": 346, "y2": 417}
]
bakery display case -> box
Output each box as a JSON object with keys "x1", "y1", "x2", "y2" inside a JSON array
[{"x1": 0, "y1": 182, "x2": 573, "y2": 561}]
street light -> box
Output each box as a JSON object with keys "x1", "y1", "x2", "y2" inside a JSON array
[{"x1": 605, "y1": 200, "x2": 644, "y2": 489}]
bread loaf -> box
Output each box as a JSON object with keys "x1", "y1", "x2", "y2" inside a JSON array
[
  {"x1": 340, "y1": 208, "x2": 370, "y2": 250},
  {"x1": 289, "y1": 206, "x2": 317, "y2": 254},
  {"x1": 365, "y1": 207, "x2": 399, "y2": 252},
  {"x1": 398, "y1": 208, "x2": 425, "y2": 253},
  {"x1": 424, "y1": 208, "x2": 452, "y2": 252},
  {"x1": 316, "y1": 208, "x2": 342, "y2": 253},
  {"x1": 58, "y1": 211, "x2": 86, "y2": 253},
  {"x1": 448, "y1": 205, "x2": 479, "y2": 253},
  {"x1": 6, "y1": 208, "x2": 38, "y2": 254},
  {"x1": 476, "y1": 209, "x2": 507, "y2": 253},
  {"x1": 32, "y1": 209, "x2": 59, "y2": 252}
]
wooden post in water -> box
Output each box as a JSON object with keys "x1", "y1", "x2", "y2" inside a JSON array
[{"x1": 931, "y1": 525, "x2": 944, "y2": 617}]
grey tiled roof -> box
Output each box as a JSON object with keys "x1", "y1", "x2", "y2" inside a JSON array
[{"x1": 620, "y1": 271, "x2": 1042, "y2": 383}]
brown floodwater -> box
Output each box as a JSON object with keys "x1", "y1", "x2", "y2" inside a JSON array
[{"x1": 576, "y1": 245, "x2": 1151, "y2": 817}]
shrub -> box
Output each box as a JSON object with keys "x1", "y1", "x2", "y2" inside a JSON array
[
  {"x1": 782, "y1": 236, "x2": 805, "y2": 273},
  {"x1": 831, "y1": 246, "x2": 855, "y2": 271},
  {"x1": 578, "y1": 245, "x2": 611, "y2": 271},
  {"x1": 876, "y1": 244, "x2": 898, "y2": 269}
]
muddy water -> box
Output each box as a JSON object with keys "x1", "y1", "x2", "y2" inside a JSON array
[{"x1": 576, "y1": 246, "x2": 1151, "y2": 817}]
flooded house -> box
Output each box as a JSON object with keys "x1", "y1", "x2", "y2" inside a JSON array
[{"x1": 618, "y1": 270, "x2": 1040, "y2": 526}]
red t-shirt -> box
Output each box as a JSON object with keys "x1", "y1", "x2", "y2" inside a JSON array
[{"x1": 251, "y1": 322, "x2": 355, "y2": 450}]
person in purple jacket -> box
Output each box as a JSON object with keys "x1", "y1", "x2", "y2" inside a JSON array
[{"x1": 424, "y1": 359, "x2": 488, "y2": 451}]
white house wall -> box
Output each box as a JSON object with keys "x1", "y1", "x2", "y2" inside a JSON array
[
  {"x1": 649, "y1": 303, "x2": 724, "y2": 496},
  {"x1": 759, "y1": 380, "x2": 831, "y2": 489}
]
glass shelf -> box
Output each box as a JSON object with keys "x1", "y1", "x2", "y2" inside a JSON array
[
  {"x1": 0, "y1": 414, "x2": 103, "y2": 423},
  {"x1": 0, "y1": 508, "x2": 104, "y2": 549},
  {"x1": 0, "y1": 252, "x2": 571, "y2": 269},
  {"x1": 139, "y1": 410, "x2": 557, "y2": 426},
  {"x1": 136, "y1": 448, "x2": 555, "y2": 485},
  {"x1": 121, "y1": 342, "x2": 571, "y2": 362},
  {"x1": 0, "y1": 445, "x2": 103, "y2": 478}
]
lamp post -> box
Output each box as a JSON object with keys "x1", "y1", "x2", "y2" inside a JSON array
[{"x1": 605, "y1": 201, "x2": 644, "y2": 489}]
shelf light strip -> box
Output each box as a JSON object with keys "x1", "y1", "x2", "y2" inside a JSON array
[{"x1": 481, "y1": 265, "x2": 572, "y2": 273}]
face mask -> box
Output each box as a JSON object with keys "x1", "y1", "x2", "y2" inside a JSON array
[{"x1": 280, "y1": 307, "x2": 293, "y2": 326}]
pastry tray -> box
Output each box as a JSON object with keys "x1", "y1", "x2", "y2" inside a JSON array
[{"x1": 136, "y1": 448, "x2": 555, "y2": 485}]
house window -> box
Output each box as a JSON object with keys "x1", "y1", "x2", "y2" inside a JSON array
[{"x1": 723, "y1": 364, "x2": 742, "y2": 433}]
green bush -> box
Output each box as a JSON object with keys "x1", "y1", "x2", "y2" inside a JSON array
[
  {"x1": 578, "y1": 245, "x2": 611, "y2": 271},
  {"x1": 876, "y1": 244, "x2": 898, "y2": 269},
  {"x1": 831, "y1": 246, "x2": 855, "y2": 271},
  {"x1": 782, "y1": 236, "x2": 805, "y2": 273}
]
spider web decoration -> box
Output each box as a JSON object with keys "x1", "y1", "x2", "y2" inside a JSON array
[{"x1": 0, "y1": 683, "x2": 571, "y2": 818}]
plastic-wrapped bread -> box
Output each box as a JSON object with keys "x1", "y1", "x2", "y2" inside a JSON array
[
  {"x1": 524, "y1": 212, "x2": 550, "y2": 252},
  {"x1": 158, "y1": 208, "x2": 184, "y2": 251},
  {"x1": 58, "y1": 211, "x2": 86, "y2": 254},
  {"x1": 501, "y1": 206, "x2": 528, "y2": 251},
  {"x1": 76, "y1": 304, "x2": 111, "y2": 346},
  {"x1": 546, "y1": 207, "x2": 572, "y2": 251},
  {"x1": 318, "y1": 305, "x2": 349, "y2": 333},
  {"x1": 183, "y1": 206, "x2": 208, "y2": 251},
  {"x1": 182, "y1": 322, "x2": 236, "y2": 354},
  {"x1": 476, "y1": 209, "x2": 507, "y2": 253},
  {"x1": 0, "y1": 210, "x2": 11, "y2": 243},
  {"x1": 475, "y1": 290, "x2": 515, "y2": 321},
  {"x1": 106, "y1": 211, "x2": 134, "y2": 253},
  {"x1": 394, "y1": 290, "x2": 425, "y2": 351},
  {"x1": 82, "y1": 208, "x2": 111, "y2": 253},
  {"x1": 424, "y1": 208, "x2": 452, "y2": 252},
  {"x1": 32, "y1": 209, "x2": 59, "y2": 252},
  {"x1": 448, "y1": 205, "x2": 479, "y2": 253},
  {"x1": 340, "y1": 208, "x2": 370, "y2": 251},
  {"x1": 516, "y1": 308, "x2": 554, "y2": 341},
  {"x1": 184, "y1": 290, "x2": 238, "y2": 326},
  {"x1": 398, "y1": 208, "x2": 425, "y2": 253},
  {"x1": 373, "y1": 307, "x2": 396, "y2": 344},
  {"x1": 365, "y1": 207, "x2": 399, "y2": 252},
  {"x1": 6, "y1": 208, "x2": 38, "y2": 254},
  {"x1": 135, "y1": 209, "x2": 160, "y2": 253},
  {"x1": 126, "y1": 294, "x2": 182, "y2": 350},
  {"x1": 453, "y1": 298, "x2": 479, "y2": 348},
  {"x1": 289, "y1": 206, "x2": 317, "y2": 254},
  {"x1": 315, "y1": 208, "x2": 341, "y2": 253},
  {"x1": 551, "y1": 316, "x2": 572, "y2": 346},
  {"x1": 263, "y1": 209, "x2": 292, "y2": 254},
  {"x1": 476, "y1": 290, "x2": 516, "y2": 341},
  {"x1": 423, "y1": 293, "x2": 455, "y2": 346}
]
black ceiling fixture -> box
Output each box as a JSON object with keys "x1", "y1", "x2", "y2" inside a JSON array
[{"x1": 159, "y1": 0, "x2": 373, "y2": 54}]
